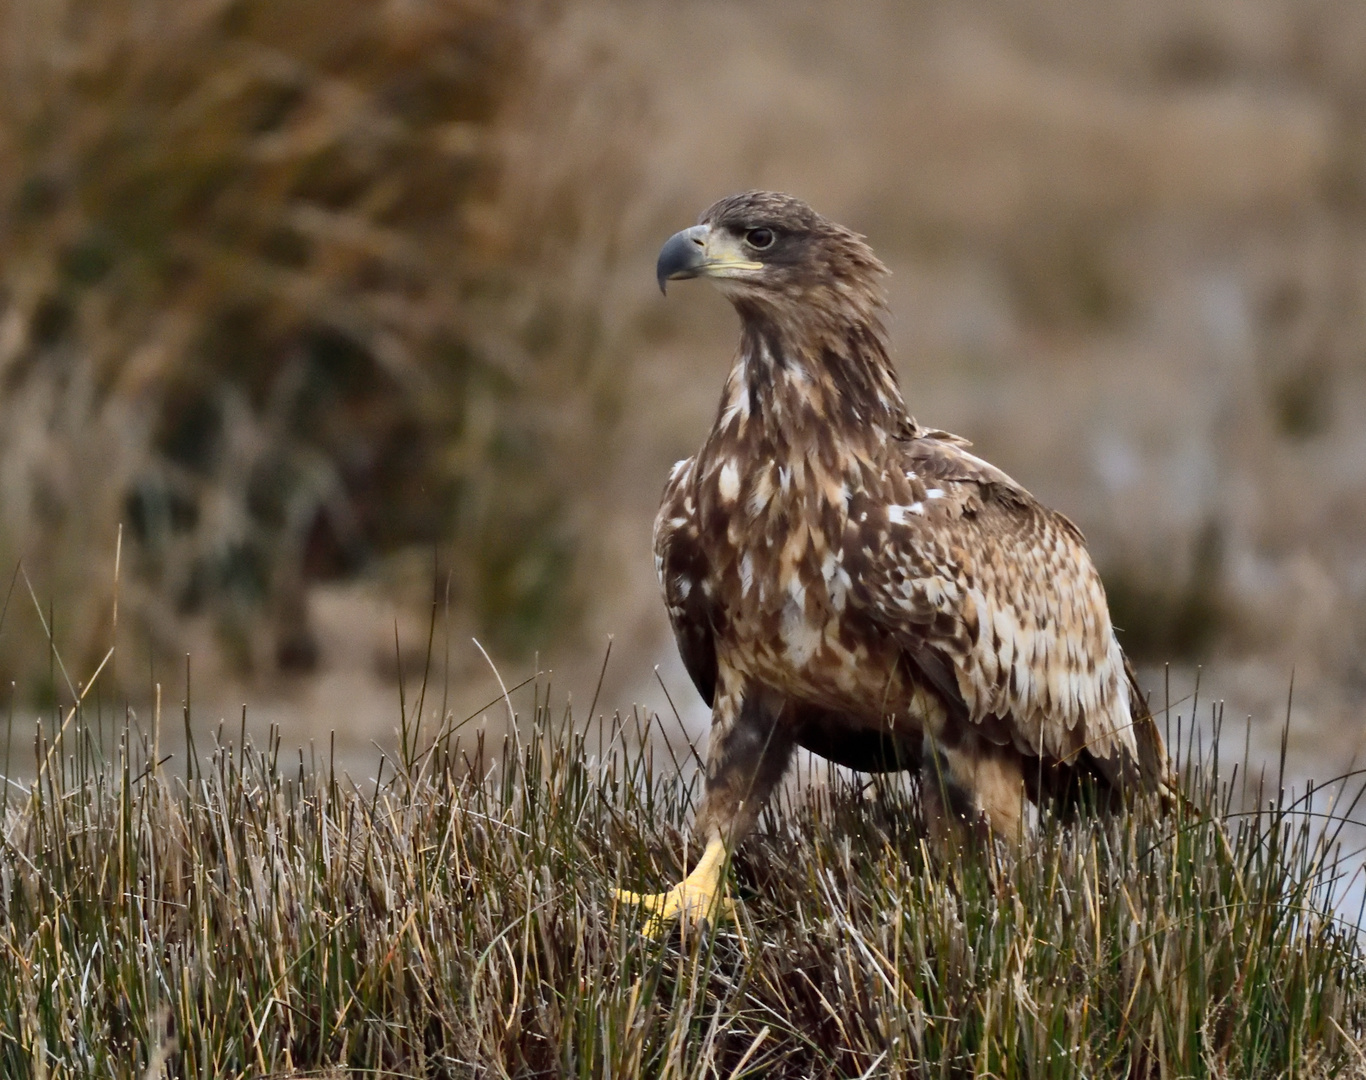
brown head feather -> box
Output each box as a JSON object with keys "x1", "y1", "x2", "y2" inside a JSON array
[
  {"x1": 695, "y1": 192, "x2": 911, "y2": 444},
  {"x1": 698, "y1": 191, "x2": 890, "y2": 330}
]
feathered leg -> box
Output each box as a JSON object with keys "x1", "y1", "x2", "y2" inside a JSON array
[
  {"x1": 920, "y1": 729, "x2": 1030, "y2": 852},
  {"x1": 616, "y1": 682, "x2": 793, "y2": 934}
]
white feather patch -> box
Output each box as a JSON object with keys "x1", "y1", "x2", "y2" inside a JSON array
[
  {"x1": 782, "y1": 607, "x2": 823, "y2": 666},
  {"x1": 718, "y1": 461, "x2": 740, "y2": 503},
  {"x1": 748, "y1": 467, "x2": 773, "y2": 515},
  {"x1": 887, "y1": 503, "x2": 925, "y2": 524}
]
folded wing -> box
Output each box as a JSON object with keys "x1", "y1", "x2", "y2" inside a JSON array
[{"x1": 844, "y1": 431, "x2": 1162, "y2": 791}]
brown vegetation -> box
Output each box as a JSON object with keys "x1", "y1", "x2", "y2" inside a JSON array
[
  {"x1": 4, "y1": 684, "x2": 1365, "y2": 1076},
  {"x1": 0, "y1": 0, "x2": 614, "y2": 708}
]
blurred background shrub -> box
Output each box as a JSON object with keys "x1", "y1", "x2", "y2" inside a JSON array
[
  {"x1": 0, "y1": 0, "x2": 622, "y2": 703},
  {"x1": 1, "y1": 0, "x2": 1364, "y2": 770}
]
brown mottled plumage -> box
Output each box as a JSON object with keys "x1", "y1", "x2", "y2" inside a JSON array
[{"x1": 617, "y1": 192, "x2": 1169, "y2": 929}]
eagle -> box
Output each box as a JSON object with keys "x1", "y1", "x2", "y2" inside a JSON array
[{"x1": 617, "y1": 191, "x2": 1169, "y2": 929}]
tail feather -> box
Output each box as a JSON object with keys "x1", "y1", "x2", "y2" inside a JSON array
[{"x1": 1124, "y1": 655, "x2": 1178, "y2": 811}]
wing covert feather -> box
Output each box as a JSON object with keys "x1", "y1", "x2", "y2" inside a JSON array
[{"x1": 846, "y1": 433, "x2": 1146, "y2": 785}]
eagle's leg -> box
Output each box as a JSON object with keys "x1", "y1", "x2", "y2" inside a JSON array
[
  {"x1": 920, "y1": 730, "x2": 1031, "y2": 853},
  {"x1": 616, "y1": 684, "x2": 793, "y2": 934}
]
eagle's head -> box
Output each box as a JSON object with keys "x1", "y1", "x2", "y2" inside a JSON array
[{"x1": 657, "y1": 191, "x2": 887, "y2": 326}]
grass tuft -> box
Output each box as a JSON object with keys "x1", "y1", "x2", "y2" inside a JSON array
[{"x1": 3, "y1": 679, "x2": 1366, "y2": 1077}]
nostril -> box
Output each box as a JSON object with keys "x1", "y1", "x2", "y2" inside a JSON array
[{"x1": 692, "y1": 236, "x2": 705, "y2": 247}]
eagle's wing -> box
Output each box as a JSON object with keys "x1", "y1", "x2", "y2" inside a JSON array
[
  {"x1": 655, "y1": 457, "x2": 718, "y2": 707},
  {"x1": 845, "y1": 431, "x2": 1160, "y2": 789}
]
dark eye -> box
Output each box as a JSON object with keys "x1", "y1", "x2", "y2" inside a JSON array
[{"x1": 745, "y1": 227, "x2": 775, "y2": 250}]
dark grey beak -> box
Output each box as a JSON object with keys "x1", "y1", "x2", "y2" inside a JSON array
[{"x1": 656, "y1": 225, "x2": 709, "y2": 294}]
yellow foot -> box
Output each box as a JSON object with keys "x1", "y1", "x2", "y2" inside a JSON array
[{"x1": 614, "y1": 838, "x2": 736, "y2": 936}]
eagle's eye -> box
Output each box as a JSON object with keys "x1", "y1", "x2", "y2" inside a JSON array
[{"x1": 745, "y1": 227, "x2": 776, "y2": 251}]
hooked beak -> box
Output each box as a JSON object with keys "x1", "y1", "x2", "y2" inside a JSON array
[{"x1": 656, "y1": 224, "x2": 763, "y2": 294}]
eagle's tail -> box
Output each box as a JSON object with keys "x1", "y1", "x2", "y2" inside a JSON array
[{"x1": 1124, "y1": 656, "x2": 1181, "y2": 813}]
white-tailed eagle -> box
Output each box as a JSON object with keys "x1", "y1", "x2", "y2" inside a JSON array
[{"x1": 618, "y1": 192, "x2": 1170, "y2": 928}]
